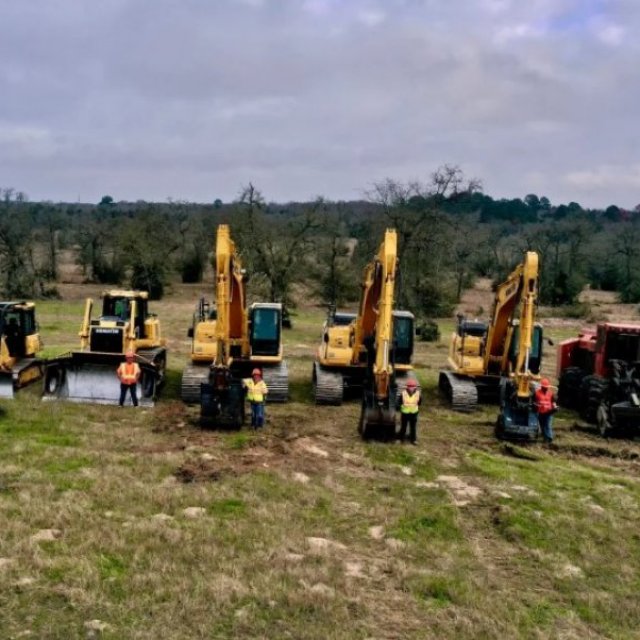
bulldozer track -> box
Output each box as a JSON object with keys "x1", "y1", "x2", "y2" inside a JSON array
[
  {"x1": 439, "y1": 371, "x2": 478, "y2": 412},
  {"x1": 313, "y1": 362, "x2": 344, "y2": 405},
  {"x1": 181, "y1": 363, "x2": 210, "y2": 404}
]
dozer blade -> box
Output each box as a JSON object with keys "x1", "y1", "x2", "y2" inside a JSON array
[
  {"x1": 0, "y1": 372, "x2": 15, "y2": 399},
  {"x1": 43, "y1": 353, "x2": 158, "y2": 406},
  {"x1": 0, "y1": 359, "x2": 44, "y2": 399}
]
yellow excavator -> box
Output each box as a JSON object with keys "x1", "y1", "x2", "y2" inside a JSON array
[
  {"x1": 181, "y1": 224, "x2": 288, "y2": 426},
  {"x1": 313, "y1": 228, "x2": 417, "y2": 439},
  {"x1": 43, "y1": 290, "x2": 167, "y2": 405},
  {"x1": 0, "y1": 301, "x2": 45, "y2": 398},
  {"x1": 439, "y1": 251, "x2": 545, "y2": 438}
]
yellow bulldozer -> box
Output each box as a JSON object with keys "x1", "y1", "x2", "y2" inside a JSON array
[
  {"x1": 312, "y1": 228, "x2": 418, "y2": 438},
  {"x1": 181, "y1": 224, "x2": 288, "y2": 426},
  {"x1": 43, "y1": 290, "x2": 167, "y2": 405},
  {"x1": 0, "y1": 301, "x2": 45, "y2": 398},
  {"x1": 439, "y1": 251, "x2": 546, "y2": 438}
]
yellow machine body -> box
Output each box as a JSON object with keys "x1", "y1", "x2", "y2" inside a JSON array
[
  {"x1": 0, "y1": 301, "x2": 45, "y2": 398},
  {"x1": 43, "y1": 290, "x2": 167, "y2": 405},
  {"x1": 440, "y1": 251, "x2": 543, "y2": 419},
  {"x1": 313, "y1": 229, "x2": 417, "y2": 438},
  {"x1": 181, "y1": 225, "x2": 289, "y2": 420}
]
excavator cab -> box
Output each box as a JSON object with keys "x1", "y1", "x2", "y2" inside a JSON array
[
  {"x1": 392, "y1": 311, "x2": 414, "y2": 366},
  {"x1": 0, "y1": 305, "x2": 34, "y2": 358},
  {"x1": 249, "y1": 303, "x2": 282, "y2": 357},
  {"x1": 508, "y1": 324, "x2": 544, "y2": 375}
]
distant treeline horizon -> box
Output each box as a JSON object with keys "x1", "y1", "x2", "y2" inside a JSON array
[{"x1": 2, "y1": 165, "x2": 640, "y2": 313}]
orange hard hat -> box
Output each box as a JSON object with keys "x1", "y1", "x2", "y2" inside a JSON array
[
  {"x1": 406, "y1": 379, "x2": 418, "y2": 388},
  {"x1": 252, "y1": 368, "x2": 262, "y2": 377},
  {"x1": 126, "y1": 350, "x2": 135, "y2": 359},
  {"x1": 541, "y1": 378, "x2": 550, "y2": 387}
]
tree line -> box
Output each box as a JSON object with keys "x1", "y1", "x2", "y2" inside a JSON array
[{"x1": 2, "y1": 166, "x2": 640, "y2": 316}]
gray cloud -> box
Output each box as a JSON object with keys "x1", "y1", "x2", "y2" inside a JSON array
[{"x1": 0, "y1": 0, "x2": 638, "y2": 207}]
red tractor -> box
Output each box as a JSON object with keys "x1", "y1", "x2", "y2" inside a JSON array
[{"x1": 557, "y1": 323, "x2": 640, "y2": 436}]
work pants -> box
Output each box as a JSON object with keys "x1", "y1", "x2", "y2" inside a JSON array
[
  {"x1": 538, "y1": 412, "x2": 554, "y2": 442},
  {"x1": 399, "y1": 413, "x2": 418, "y2": 443},
  {"x1": 250, "y1": 402, "x2": 265, "y2": 428},
  {"x1": 119, "y1": 383, "x2": 139, "y2": 407}
]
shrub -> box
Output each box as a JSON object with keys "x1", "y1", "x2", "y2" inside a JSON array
[
  {"x1": 416, "y1": 319, "x2": 440, "y2": 342},
  {"x1": 130, "y1": 264, "x2": 164, "y2": 300}
]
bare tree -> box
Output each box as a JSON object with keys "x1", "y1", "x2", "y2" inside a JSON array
[
  {"x1": 234, "y1": 184, "x2": 321, "y2": 303},
  {"x1": 0, "y1": 189, "x2": 36, "y2": 297}
]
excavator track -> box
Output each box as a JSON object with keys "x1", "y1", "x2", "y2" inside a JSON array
[
  {"x1": 261, "y1": 361, "x2": 289, "y2": 403},
  {"x1": 313, "y1": 362, "x2": 344, "y2": 405},
  {"x1": 181, "y1": 363, "x2": 210, "y2": 404},
  {"x1": 439, "y1": 371, "x2": 478, "y2": 412}
]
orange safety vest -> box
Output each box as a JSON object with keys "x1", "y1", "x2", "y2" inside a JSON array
[
  {"x1": 117, "y1": 362, "x2": 141, "y2": 385},
  {"x1": 534, "y1": 388, "x2": 554, "y2": 414},
  {"x1": 244, "y1": 379, "x2": 268, "y2": 403},
  {"x1": 401, "y1": 389, "x2": 421, "y2": 414}
]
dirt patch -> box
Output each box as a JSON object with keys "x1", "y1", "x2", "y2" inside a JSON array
[
  {"x1": 172, "y1": 430, "x2": 335, "y2": 482},
  {"x1": 436, "y1": 475, "x2": 483, "y2": 506},
  {"x1": 501, "y1": 443, "x2": 542, "y2": 461},
  {"x1": 559, "y1": 444, "x2": 639, "y2": 460},
  {"x1": 174, "y1": 460, "x2": 225, "y2": 483}
]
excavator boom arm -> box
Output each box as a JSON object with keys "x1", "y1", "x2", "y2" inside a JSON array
[
  {"x1": 214, "y1": 224, "x2": 248, "y2": 366},
  {"x1": 483, "y1": 251, "x2": 538, "y2": 377},
  {"x1": 512, "y1": 252, "x2": 539, "y2": 397},
  {"x1": 352, "y1": 229, "x2": 398, "y2": 399}
]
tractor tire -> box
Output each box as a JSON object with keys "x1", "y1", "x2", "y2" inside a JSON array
[
  {"x1": 558, "y1": 366, "x2": 586, "y2": 409},
  {"x1": 579, "y1": 375, "x2": 608, "y2": 424},
  {"x1": 596, "y1": 401, "x2": 614, "y2": 437}
]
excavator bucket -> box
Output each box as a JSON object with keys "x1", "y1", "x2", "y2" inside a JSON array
[
  {"x1": 200, "y1": 367, "x2": 245, "y2": 428},
  {"x1": 495, "y1": 379, "x2": 539, "y2": 440},
  {"x1": 42, "y1": 352, "x2": 159, "y2": 406},
  {"x1": 358, "y1": 388, "x2": 397, "y2": 441}
]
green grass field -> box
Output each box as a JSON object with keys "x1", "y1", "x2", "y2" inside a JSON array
[{"x1": 1, "y1": 289, "x2": 639, "y2": 639}]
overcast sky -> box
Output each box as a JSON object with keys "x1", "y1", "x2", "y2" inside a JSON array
[{"x1": 1, "y1": 0, "x2": 638, "y2": 208}]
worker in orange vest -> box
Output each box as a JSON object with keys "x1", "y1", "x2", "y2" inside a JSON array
[
  {"x1": 117, "y1": 351, "x2": 141, "y2": 407},
  {"x1": 534, "y1": 378, "x2": 557, "y2": 443}
]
